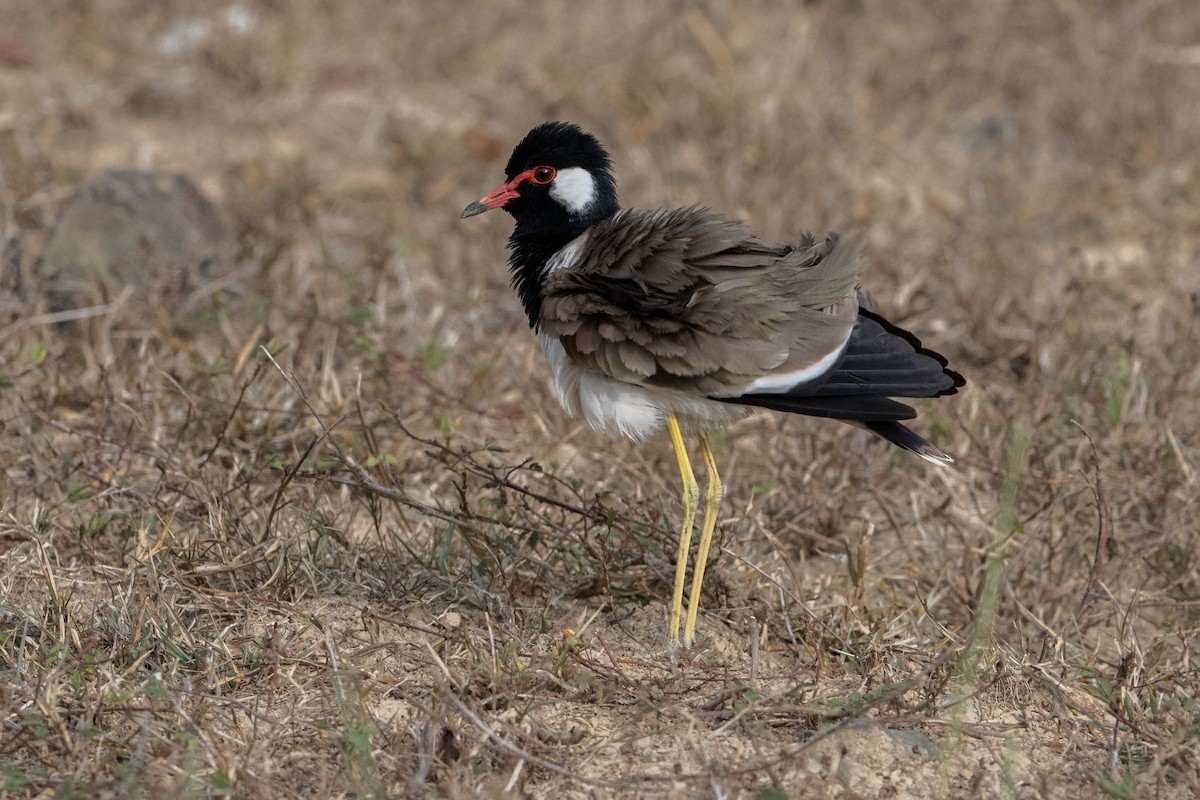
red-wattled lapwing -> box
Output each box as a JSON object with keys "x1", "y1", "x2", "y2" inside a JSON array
[{"x1": 462, "y1": 122, "x2": 963, "y2": 650}]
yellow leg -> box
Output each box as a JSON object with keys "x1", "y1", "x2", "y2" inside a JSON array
[
  {"x1": 666, "y1": 415, "x2": 698, "y2": 649},
  {"x1": 682, "y1": 433, "x2": 723, "y2": 648}
]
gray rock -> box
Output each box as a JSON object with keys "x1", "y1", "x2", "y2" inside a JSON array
[{"x1": 42, "y1": 169, "x2": 236, "y2": 321}]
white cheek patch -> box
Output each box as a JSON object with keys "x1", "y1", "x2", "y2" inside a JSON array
[{"x1": 549, "y1": 167, "x2": 597, "y2": 215}]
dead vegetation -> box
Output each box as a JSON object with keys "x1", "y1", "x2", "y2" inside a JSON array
[{"x1": 1, "y1": 1, "x2": 1198, "y2": 798}]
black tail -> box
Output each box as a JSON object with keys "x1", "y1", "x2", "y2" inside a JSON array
[
  {"x1": 717, "y1": 310, "x2": 963, "y2": 463},
  {"x1": 810, "y1": 310, "x2": 963, "y2": 399}
]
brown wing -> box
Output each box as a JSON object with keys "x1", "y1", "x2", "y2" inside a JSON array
[{"x1": 538, "y1": 206, "x2": 862, "y2": 395}]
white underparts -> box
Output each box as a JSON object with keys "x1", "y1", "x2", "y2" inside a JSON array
[
  {"x1": 549, "y1": 167, "x2": 597, "y2": 216},
  {"x1": 539, "y1": 334, "x2": 747, "y2": 441}
]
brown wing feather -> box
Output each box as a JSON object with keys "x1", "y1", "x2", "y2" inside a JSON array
[{"x1": 538, "y1": 207, "x2": 862, "y2": 395}]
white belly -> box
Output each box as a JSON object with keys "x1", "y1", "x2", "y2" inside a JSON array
[{"x1": 539, "y1": 335, "x2": 747, "y2": 441}]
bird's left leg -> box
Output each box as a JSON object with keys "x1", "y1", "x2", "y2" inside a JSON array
[
  {"x1": 665, "y1": 415, "x2": 698, "y2": 649},
  {"x1": 682, "y1": 433, "x2": 723, "y2": 648}
]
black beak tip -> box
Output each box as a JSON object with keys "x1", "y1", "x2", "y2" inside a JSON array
[{"x1": 461, "y1": 201, "x2": 487, "y2": 219}]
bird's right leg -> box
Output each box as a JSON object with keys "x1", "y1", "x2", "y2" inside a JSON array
[{"x1": 665, "y1": 415, "x2": 698, "y2": 650}]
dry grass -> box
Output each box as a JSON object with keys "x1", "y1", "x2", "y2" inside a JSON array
[{"x1": 1, "y1": 1, "x2": 1198, "y2": 797}]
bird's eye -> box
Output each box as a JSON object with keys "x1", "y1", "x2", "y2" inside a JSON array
[{"x1": 531, "y1": 166, "x2": 556, "y2": 184}]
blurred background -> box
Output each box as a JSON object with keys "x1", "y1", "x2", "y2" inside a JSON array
[{"x1": 1, "y1": 1, "x2": 1198, "y2": 797}]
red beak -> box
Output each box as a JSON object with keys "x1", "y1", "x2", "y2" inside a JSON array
[{"x1": 461, "y1": 177, "x2": 522, "y2": 218}]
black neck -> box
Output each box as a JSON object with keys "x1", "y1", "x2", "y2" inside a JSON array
[
  {"x1": 506, "y1": 205, "x2": 618, "y2": 329},
  {"x1": 507, "y1": 230, "x2": 576, "y2": 329}
]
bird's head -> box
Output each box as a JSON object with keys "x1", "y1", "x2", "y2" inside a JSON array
[{"x1": 462, "y1": 122, "x2": 619, "y2": 234}]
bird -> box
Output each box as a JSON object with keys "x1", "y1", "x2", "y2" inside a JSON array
[{"x1": 462, "y1": 121, "x2": 963, "y2": 650}]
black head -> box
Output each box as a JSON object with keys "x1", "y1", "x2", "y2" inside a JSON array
[{"x1": 461, "y1": 122, "x2": 619, "y2": 236}]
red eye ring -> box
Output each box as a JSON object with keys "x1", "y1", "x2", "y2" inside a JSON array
[{"x1": 530, "y1": 166, "x2": 556, "y2": 184}]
